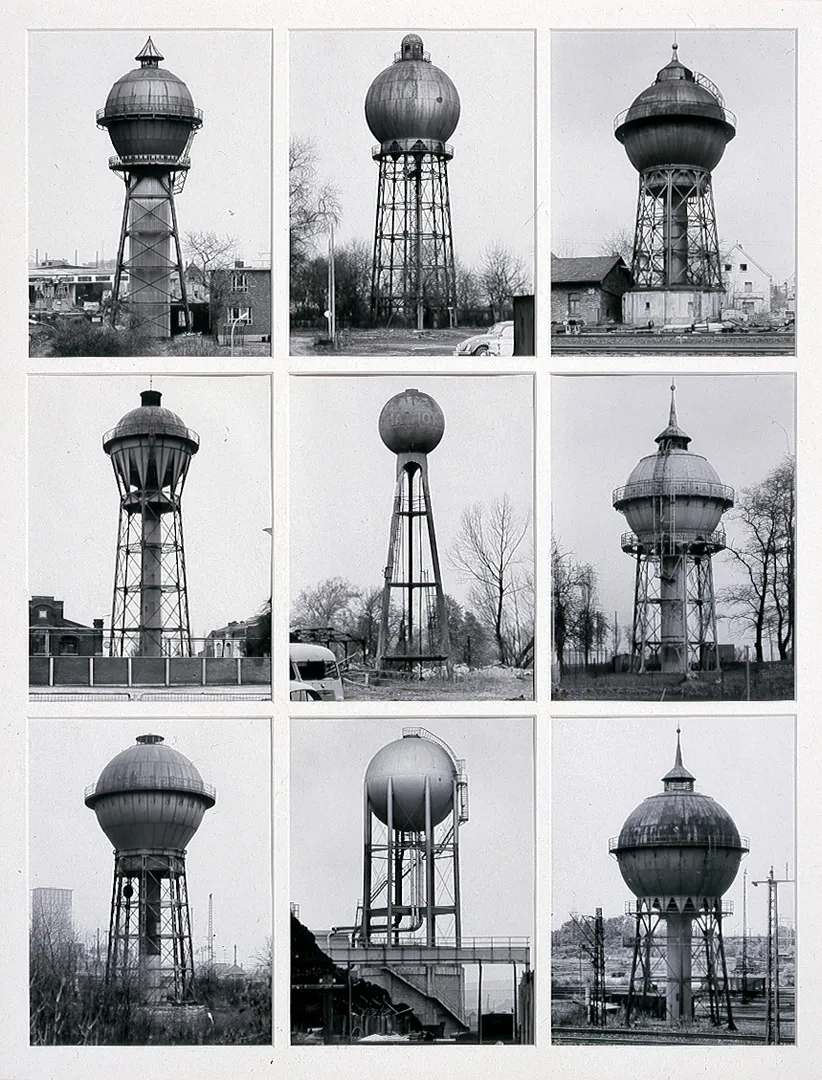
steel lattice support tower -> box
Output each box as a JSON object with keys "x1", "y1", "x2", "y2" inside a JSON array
[
  {"x1": 104, "y1": 389, "x2": 200, "y2": 658},
  {"x1": 365, "y1": 34, "x2": 460, "y2": 329},
  {"x1": 371, "y1": 149, "x2": 457, "y2": 327},
  {"x1": 98, "y1": 38, "x2": 202, "y2": 338},
  {"x1": 624, "y1": 898, "x2": 736, "y2": 1027},
  {"x1": 86, "y1": 733, "x2": 215, "y2": 1006},
  {"x1": 106, "y1": 851, "x2": 195, "y2": 1002},
  {"x1": 376, "y1": 390, "x2": 452, "y2": 677}
]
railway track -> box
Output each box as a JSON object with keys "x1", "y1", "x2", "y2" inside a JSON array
[
  {"x1": 552, "y1": 1025, "x2": 768, "y2": 1045},
  {"x1": 552, "y1": 335, "x2": 794, "y2": 356}
]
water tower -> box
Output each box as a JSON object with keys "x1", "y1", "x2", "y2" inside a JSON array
[
  {"x1": 358, "y1": 727, "x2": 468, "y2": 1027},
  {"x1": 614, "y1": 43, "x2": 736, "y2": 325},
  {"x1": 365, "y1": 33, "x2": 460, "y2": 328},
  {"x1": 104, "y1": 389, "x2": 200, "y2": 657},
  {"x1": 376, "y1": 389, "x2": 452, "y2": 677},
  {"x1": 613, "y1": 381, "x2": 733, "y2": 673},
  {"x1": 85, "y1": 734, "x2": 216, "y2": 1002},
  {"x1": 98, "y1": 37, "x2": 202, "y2": 337},
  {"x1": 609, "y1": 729, "x2": 747, "y2": 1027}
]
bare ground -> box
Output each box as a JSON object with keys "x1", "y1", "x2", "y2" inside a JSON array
[
  {"x1": 343, "y1": 666, "x2": 534, "y2": 701},
  {"x1": 290, "y1": 327, "x2": 475, "y2": 357}
]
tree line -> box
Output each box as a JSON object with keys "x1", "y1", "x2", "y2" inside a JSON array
[
  {"x1": 289, "y1": 135, "x2": 532, "y2": 327},
  {"x1": 292, "y1": 496, "x2": 533, "y2": 669}
]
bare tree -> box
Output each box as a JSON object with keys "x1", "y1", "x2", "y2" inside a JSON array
[
  {"x1": 449, "y1": 496, "x2": 532, "y2": 666},
  {"x1": 552, "y1": 241, "x2": 578, "y2": 258},
  {"x1": 597, "y1": 227, "x2": 634, "y2": 265},
  {"x1": 291, "y1": 577, "x2": 361, "y2": 629},
  {"x1": 454, "y1": 255, "x2": 483, "y2": 313},
  {"x1": 551, "y1": 537, "x2": 606, "y2": 674},
  {"x1": 720, "y1": 456, "x2": 795, "y2": 661},
  {"x1": 289, "y1": 135, "x2": 341, "y2": 273},
  {"x1": 183, "y1": 230, "x2": 239, "y2": 280},
  {"x1": 477, "y1": 243, "x2": 532, "y2": 320}
]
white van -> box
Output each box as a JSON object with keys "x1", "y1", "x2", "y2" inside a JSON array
[{"x1": 289, "y1": 642, "x2": 344, "y2": 701}]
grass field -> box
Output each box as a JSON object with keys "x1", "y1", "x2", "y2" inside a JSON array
[
  {"x1": 552, "y1": 662, "x2": 794, "y2": 701},
  {"x1": 344, "y1": 665, "x2": 533, "y2": 701},
  {"x1": 291, "y1": 327, "x2": 477, "y2": 357}
]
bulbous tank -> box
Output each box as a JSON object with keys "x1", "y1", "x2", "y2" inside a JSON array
[
  {"x1": 365, "y1": 33, "x2": 460, "y2": 147},
  {"x1": 366, "y1": 733, "x2": 455, "y2": 831},
  {"x1": 615, "y1": 47, "x2": 735, "y2": 173},
  {"x1": 99, "y1": 38, "x2": 201, "y2": 163},
  {"x1": 379, "y1": 389, "x2": 445, "y2": 455},
  {"x1": 85, "y1": 734, "x2": 215, "y2": 852},
  {"x1": 619, "y1": 450, "x2": 729, "y2": 539},
  {"x1": 103, "y1": 390, "x2": 199, "y2": 496},
  {"x1": 614, "y1": 790, "x2": 745, "y2": 900}
]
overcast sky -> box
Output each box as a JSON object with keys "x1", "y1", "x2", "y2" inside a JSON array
[
  {"x1": 29, "y1": 719, "x2": 271, "y2": 970},
  {"x1": 552, "y1": 715, "x2": 795, "y2": 937},
  {"x1": 291, "y1": 717, "x2": 533, "y2": 1007},
  {"x1": 552, "y1": 29, "x2": 795, "y2": 282},
  {"x1": 290, "y1": 30, "x2": 535, "y2": 274},
  {"x1": 551, "y1": 373, "x2": 795, "y2": 651},
  {"x1": 29, "y1": 375, "x2": 271, "y2": 642},
  {"x1": 290, "y1": 375, "x2": 533, "y2": 612},
  {"x1": 28, "y1": 29, "x2": 271, "y2": 266}
]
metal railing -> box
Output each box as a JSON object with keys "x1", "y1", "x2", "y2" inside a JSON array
[
  {"x1": 609, "y1": 832, "x2": 749, "y2": 852},
  {"x1": 613, "y1": 479, "x2": 734, "y2": 503},
  {"x1": 394, "y1": 50, "x2": 431, "y2": 63},
  {"x1": 371, "y1": 142, "x2": 454, "y2": 158},
  {"x1": 101, "y1": 421, "x2": 200, "y2": 445},
  {"x1": 624, "y1": 898, "x2": 735, "y2": 916},
  {"x1": 85, "y1": 775, "x2": 216, "y2": 800},
  {"x1": 613, "y1": 100, "x2": 736, "y2": 132},
  {"x1": 97, "y1": 103, "x2": 202, "y2": 123},
  {"x1": 108, "y1": 153, "x2": 191, "y2": 171},
  {"x1": 620, "y1": 526, "x2": 727, "y2": 552}
]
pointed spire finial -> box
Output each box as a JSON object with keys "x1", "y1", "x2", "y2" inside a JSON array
[
  {"x1": 136, "y1": 37, "x2": 164, "y2": 67},
  {"x1": 675, "y1": 725, "x2": 683, "y2": 767},
  {"x1": 669, "y1": 379, "x2": 678, "y2": 428}
]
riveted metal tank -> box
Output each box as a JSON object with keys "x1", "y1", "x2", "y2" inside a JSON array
[
  {"x1": 614, "y1": 45, "x2": 735, "y2": 174},
  {"x1": 613, "y1": 385, "x2": 733, "y2": 544},
  {"x1": 98, "y1": 37, "x2": 202, "y2": 163},
  {"x1": 85, "y1": 734, "x2": 216, "y2": 853},
  {"x1": 379, "y1": 389, "x2": 445, "y2": 455},
  {"x1": 611, "y1": 735, "x2": 747, "y2": 904},
  {"x1": 366, "y1": 732, "x2": 455, "y2": 831},
  {"x1": 103, "y1": 389, "x2": 199, "y2": 504},
  {"x1": 365, "y1": 33, "x2": 461, "y2": 148}
]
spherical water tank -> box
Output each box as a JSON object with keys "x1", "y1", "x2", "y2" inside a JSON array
[
  {"x1": 366, "y1": 734, "x2": 455, "y2": 831},
  {"x1": 99, "y1": 38, "x2": 201, "y2": 163},
  {"x1": 379, "y1": 389, "x2": 445, "y2": 455},
  {"x1": 365, "y1": 34, "x2": 460, "y2": 147},
  {"x1": 618, "y1": 449, "x2": 730, "y2": 539},
  {"x1": 85, "y1": 734, "x2": 215, "y2": 852},
  {"x1": 615, "y1": 47, "x2": 735, "y2": 174}
]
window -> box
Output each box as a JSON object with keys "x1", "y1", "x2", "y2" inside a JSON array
[
  {"x1": 228, "y1": 306, "x2": 252, "y2": 325},
  {"x1": 231, "y1": 272, "x2": 248, "y2": 292},
  {"x1": 739, "y1": 263, "x2": 747, "y2": 271},
  {"x1": 742, "y1": 300, "x2": 755, "y2": 313},
  {"x1": 724, "y1": 263, "x2": 732, "y2": 271},
  {"x1": 568, "y1": 292, "x2": 581, "y2": 315},
  {"x1": 744, "y1": 282, "x2": 752, "y2": 293},
  {"x1": 37, "y1": 608, "x2": 48, "y2": 619}
]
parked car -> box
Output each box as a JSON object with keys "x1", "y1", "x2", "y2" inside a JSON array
[
  {"x1": 290, "y1": 680, "x2": 321, "y2": 702},
  {"x1": 289, "y1": 642, "x2": 344, "y2": 701},
  {"x1": 454, "y1": 321, "x2": 514, "y2": 356}
]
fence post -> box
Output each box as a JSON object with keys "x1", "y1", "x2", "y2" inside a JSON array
[
  {"x1": 127, "y1": 657, "x2": 132, "y2": 687},
  {"x1": 48, "y1": 657, "x2": 54, "y2": 687},
  {"x1": 237, "y1": 657, "x2": 242, "y2": 686},
  {"x1": 165, "y1": 657, "x2": 170, "y2": 688},
  {"x1": 89, "y1": 656, "x2": 94, "y2": 687},
  {"x1": 202, "y1": 657, "x2": 207, "y2": 687}
]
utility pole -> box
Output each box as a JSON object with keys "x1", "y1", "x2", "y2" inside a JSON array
[
  {"x1": 571, "y1": 907, "x2": 607, "y2": 1026},
  {"x1": 741, "y1": 868, "x2": 748, "y2": 998},
  {"x1": 752, "y1": 867, "x2": 795, "y2": 1044}
]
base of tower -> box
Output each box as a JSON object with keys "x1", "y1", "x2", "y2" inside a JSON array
[{"x1": 623, "y1": 289, "x2": 724, "y2": 327}]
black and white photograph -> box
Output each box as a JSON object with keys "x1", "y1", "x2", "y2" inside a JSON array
[
  {"x1": 290, "y1": 718, "x2": 534, "y2": 1044},
  {"x1": 290, "y1": 29, "x2": 535, "y2": 356},
  {"x1": 551, "y1": 373, "x2": 795, "y2": 700},
  {"x1": 290, "y1": 375, "x2": 534, "y2": 702},
  {"x1": 551, "y1": 29, "x2": 795, "y2": 355},
  {"x1": 28, "y1": 29, "x2": 271, "y2": 357},
  {"x1": 552, "y1": 715, "x2": 795, "y2": 1045},
  {"x1": 29, "y1": 718, "x2": 272, "y2": 1045},
  {"x1": 28, "y1": 375, "x2": 271, "y2": 700}
]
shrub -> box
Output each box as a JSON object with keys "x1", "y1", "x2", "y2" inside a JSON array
[{"x1": 45, "y1": 319, "x2": 159, "y2": 357}]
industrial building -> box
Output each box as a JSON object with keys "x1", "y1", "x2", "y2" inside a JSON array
[{"x1": 550, "y1": 255, "x2": 633, "y2": 326}]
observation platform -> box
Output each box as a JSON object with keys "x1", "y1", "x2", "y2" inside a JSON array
[
  {"x1": 619, "y1": 527, "x2": 727, "y2": 556},
  {"x1": 318, "y1": 935, "x2": 531, "y2": 967},
  {"x1": 107, "y1": 154, "x2": 191, "y2": 172}
]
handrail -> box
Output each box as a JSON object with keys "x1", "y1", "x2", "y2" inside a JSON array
[
  {"x1": 97, "y1": 104, "x2": 202, "y2": 123},
  {"x1": 614, "y1": 101, "x2": 736, "y2": 132},
  {"x1": 102, "y1": 424, "x2": 200, "y2": 445},
  {"x1": 85, "y1": 775, "x2": 216, "y2": 800},
  {"x1": 609, "y1": 832, "x2": 749, "y2": 851},
  {"x1": 620, "y1": 527, "x2": 727, "y2": 552},
  {"x1": 613, "y1": 479, "x2": 734, "y2": 503}
]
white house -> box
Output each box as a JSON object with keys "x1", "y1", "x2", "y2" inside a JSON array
[{"x1": 721, "y1": 243, "x2": 773, "y2": 319}]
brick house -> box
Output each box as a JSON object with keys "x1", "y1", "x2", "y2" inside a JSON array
[
  {"x1": 551, "y1": 255, "x2": 633, "y2": 325},
  {"x1": 29, "y1": 596, "x2": 103, "y2": 656},
  {"x1": 209, "y1": 261, "x2": 272, "y2": 343}
]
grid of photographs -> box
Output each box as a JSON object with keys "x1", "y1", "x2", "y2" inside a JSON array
[{"x1": 1, "y1": 8, "x2": 811, "y2": 1078}]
